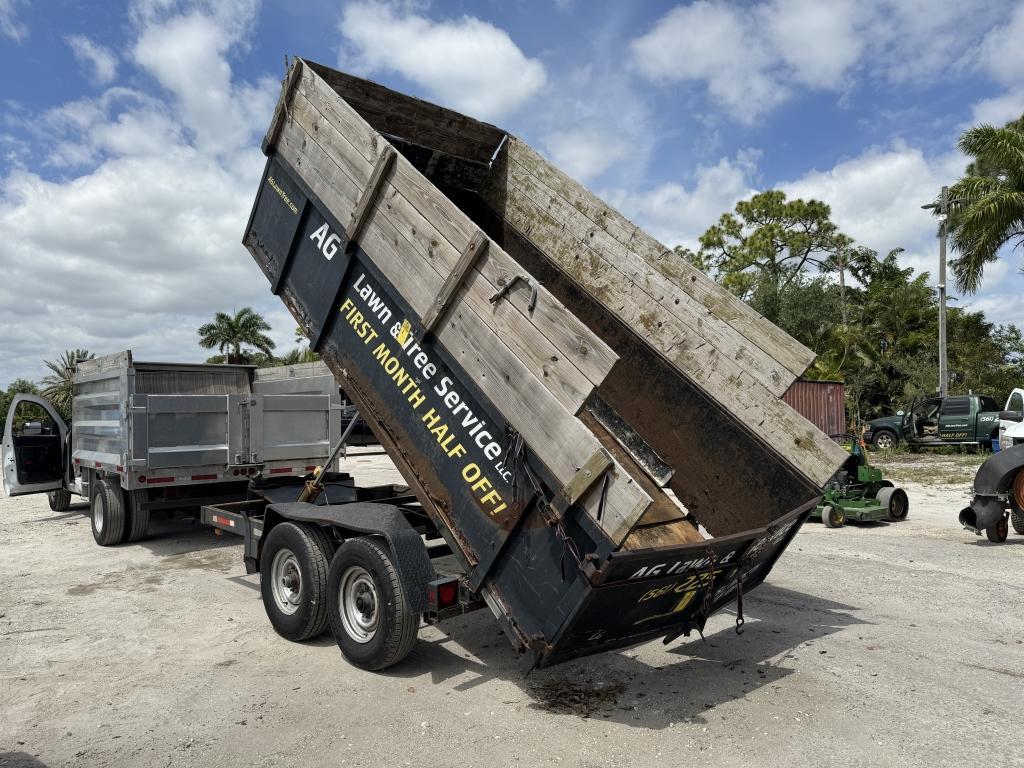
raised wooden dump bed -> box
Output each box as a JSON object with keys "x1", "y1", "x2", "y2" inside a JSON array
[{"x1": 243, "y1": 58, "x2": 848, "y2": 669}]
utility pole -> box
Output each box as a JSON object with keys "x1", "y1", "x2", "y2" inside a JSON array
[{"x1": 922, "y1": 186, "x2": 950, "y2": 398}]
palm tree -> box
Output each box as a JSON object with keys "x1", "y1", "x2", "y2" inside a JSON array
[
  {"x1": 198, "y1": 308, "x2": 276, "y2": 364},
  {"x1": 41, "y1": 349, "x2": 94, "y2": 422},
  {"x1": 945, "y1": 119, "x2": 1024, "y2": 293}
]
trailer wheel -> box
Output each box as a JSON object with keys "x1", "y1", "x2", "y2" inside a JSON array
[
  {"x1": 986, "y1": 515, "x2": 1009, "y2": 543},
  {"x1": 48, "y1": 489, "x2": 72, "y2": 512},
  {"x1": 124, "y1": 489, "x2": 151, "y2": 542},
  {"x1": 259, "y1": 522, "x2": 334, "y2": 642},
  {"x1": 820, "y1": 503, "x2": 845, "y2": 528},
  {"x1": 328, "y1": 537, "x2": 418, "y2": 671},
  {"x1": 1011, "y1": 510, "x2": 1024, "y2": 536},
  {"x1": 91, "y1": 479, "x2": 127, "y2": 546},
  {"x1": 878, "y1": 487, "x2": 909, "y2": 522}
]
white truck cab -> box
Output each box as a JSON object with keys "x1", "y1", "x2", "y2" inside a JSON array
[{"x1": 1000, "y1": 388, "x2": 1024, "y2": 449}]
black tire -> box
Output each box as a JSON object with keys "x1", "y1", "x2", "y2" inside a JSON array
[
  {"x1": 47, "y1": 489, "x2": 72, "y2": 512},
  {"x1": 986, "y1": 515, "x2": 1009, "y2": 543},
  {"x1": 872, "y1": 430, "x2": 897, "y2": 450},
  {"x1": 877, "y1": 486, "x2": 909, "y2": 522},
  {"x1": 820, "y1": 503, "x2": 845, "y2": 528},
  {"x1": 124, "y1": 488, "x2": 151, "y2": 542},
  {"x1": 1011, "y1": 509, "x2": 1024, "y2": 536},
  {"x1": 259, "y1": 522, "x2": 334, "y2": 642},
  {"x1": 91, "y1": 478, "x2": 127, "y2": 546},
  {"x1": 328, "y1": 537, "x2": 418, "y2": 671}
]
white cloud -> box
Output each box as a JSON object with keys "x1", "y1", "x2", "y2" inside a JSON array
[
  {"x1": 542, "y1": 127, "x2": 632, "y2": 185},
  {"x1": 631, "y1": 0, "x2": 1007, "y2": 122},
  {"x1": 0, "y1": 0, "x2": 27, "y2": 41},
  {"x1": 969, "y1": 89, "x2": 1024, "y2": 126},
  {"x1": 66, "y1": 34, "x2": 118, "y2": 85},
  {"x1": 0, "y1": 2, "x2": 293, "y2": 386},
  {"x1": 338, "y1": 1, "x2": 546, "y2": 122},
  {"x1": 604, "y1": 151, "x2": 759, "y2": 248}
]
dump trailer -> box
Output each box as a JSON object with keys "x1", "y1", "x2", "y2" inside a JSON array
[
  {"x1": 217, "y1": 58, "x2": 851, "y2": 673},
  {"x1": 1, "y1": 352, "x2": 342, "y2": 545}
]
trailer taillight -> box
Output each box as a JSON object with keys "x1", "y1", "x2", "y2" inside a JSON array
[{"x1": 428, "y1": 577, "x2": 460, "y2": 611}]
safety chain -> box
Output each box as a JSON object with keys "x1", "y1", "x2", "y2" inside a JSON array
[
  {"x1": 733, "y1": 533, "x2": 765, "y2": 635},
  {"x1": 697, "y1": 546, "x2": 718, "y2": 633}
]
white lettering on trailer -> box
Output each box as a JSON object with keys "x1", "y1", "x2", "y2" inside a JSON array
[
  {"x1": 310, "y1": 222, "x2": 342, "y2": 261},
  {"x1": 628, "y1": 549, "x2": 737, "y2": 580}
]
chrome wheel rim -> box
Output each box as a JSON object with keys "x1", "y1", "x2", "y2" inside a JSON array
[
  {"x1": 340, "y1": 565, "x2": 378, "y2": 644},
  {"x1": 876, "y1": 434, "x2": 894, "y2": 449},
  {"x1": 270, "y1": 549, "x2": 302, "y2": 615},
  {"x1": 95, "y1": 497, "x2": 105, "y2": 533}
]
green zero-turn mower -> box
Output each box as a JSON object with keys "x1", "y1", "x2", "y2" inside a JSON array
[{"x1": 810, "y1": 435, "x2": 910, "y2": 529}]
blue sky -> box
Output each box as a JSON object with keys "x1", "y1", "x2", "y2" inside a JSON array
[{"x1": 1, "y1": 0, "x2": 1022, "y2": 385}]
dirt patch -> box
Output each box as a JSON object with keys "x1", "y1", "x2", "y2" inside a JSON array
[
  {"x1": 530, "y1": 678, "x2": 627, "y2": 717},
  {"x1": 873, "y1": 452, "x2": 984, "y2": 486}
]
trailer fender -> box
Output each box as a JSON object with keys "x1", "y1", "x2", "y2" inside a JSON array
[
  {"x1": 961, "y1": 443, "x2": 1024, "y2": 532},
  {"x1": 265, "y1": 501, "x2": 435, "y2": 613}
]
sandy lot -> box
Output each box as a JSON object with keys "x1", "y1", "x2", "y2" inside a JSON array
[{"x1": 2, "y1": 450, "x2": 1022, "y2": 768}]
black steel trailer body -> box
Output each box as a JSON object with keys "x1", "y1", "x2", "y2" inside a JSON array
[{"x1": 226, "y1": 58, "x2": 849, "y2": 674}]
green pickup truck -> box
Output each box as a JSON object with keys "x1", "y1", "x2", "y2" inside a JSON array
[{"x1": 865, "y1": 394, "x2": 1003, "y2": 450}]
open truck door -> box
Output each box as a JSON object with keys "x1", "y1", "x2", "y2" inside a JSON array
[{"x1": 2, "y1": 394, "x2": 68, "y2": 496}]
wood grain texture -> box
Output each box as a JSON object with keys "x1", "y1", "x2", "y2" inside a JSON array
[
  {"x1": 422, "y1": 229, "x2": 488, "y2": 332},
  {"x1": 274, "y1": 115, "x2": 652, "y2": 546},
  {"x1": 505, "y1": 137, "x2": 816, "y2": 378}
]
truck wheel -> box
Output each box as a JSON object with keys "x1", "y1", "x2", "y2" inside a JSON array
[
  {"x1": 986, "y1": 515, "x2": 1009, "y2": 543},
  {"x1": 820, "y1": 503, "x2": 845, "y2": 528},
  {"x1": 48, "y1": 489, "x2": 72, "y2": 512},
  {"x1": 328, "y1": 537, "x2": 418, "y2": 671},
  {"x1": 877, "y1": 487, "x2": 909, "y2": 522},
  {"x1": 260, "y1": 522, "x2": 334, "y2": 641},
  {"x1": 124, "y1": 489, "x2": 151, "y2": 542},
  {"x1": 91, "y1": 479, "x2": 127, "y2": 546},
  {"x1": 1011, "y1": 510, "x2": 1024, "y2": 536},
  {"x1": 872, "y1": 430, "x2": 897, "y2": 450}
]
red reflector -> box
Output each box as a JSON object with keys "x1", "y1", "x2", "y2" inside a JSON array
[
  {"x1": 116, "y1": 466, "x2": 124, "y2": 473},
  {"x1": 305, "y1": 465, "x2": 317, "y2": 472},
  {"x1": 94, "y1": 462, "x2": 102, "y2": 468},
  {"x1": 232, "y1": 469, "x2": 240, "y2": 476},
  {"x1": 73, "y1": 458, "x2": 81, "y2": 465},
  {"x1": 438, "y1": 581, "x2": 458, "y2": 609},
  {"x1": 191, "y1": 474, "x2": 217, "y2": 481},
  {"x1": 147, "y1": 476, "x2": 174, "y2": 484},
  {"x1": 211, "y1": 515, "x2": 235, "y2": 528},
  {"x1": 138, "y1": 475, "x2": 146, "y2": 483},
  {"x1": 269, "y1": 467, "x2": 292, "y2": 475}
]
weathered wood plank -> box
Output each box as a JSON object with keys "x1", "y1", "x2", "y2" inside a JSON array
[
  {"x1": 505, "y1": 137, "x2": 816, "y2": 379},
  {"x1": 292, "y1": 73, "x2": 619, "y2": 388},
  {"x1": 284, "y1": 98, "x2": 596, "y2": 414},
  {"x1": 305, "y1": 59, "x2": 505, "y2": 164},
  {"x1": 262, "y1": 59, "x2": 303, "y2": 155},
  {"x1": 489, "y1": 158, "x2": 847, "y2": 486},
  {"x1": 423, "y1": 229, "x2": 488, "y2": 332},
  {"x1": 497, "y1": 151, "x2": 796, "y2": 397},
  {"x1": 347, "y1": 145, "x2": 396, "y2": 246},
  {"x1": 275, "y1": 119, "x2": 652, "y2": 544}
]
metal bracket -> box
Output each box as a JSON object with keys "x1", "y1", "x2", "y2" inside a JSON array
[
  {"x1": 346, "y1": 145, "x2": 396, "y2": 250},
  {"x1": 489, "y1": 274, "x2": 538, "y2": 312},
  {"x1": 545, "y1": 448, "x2": 613, "y2": 523},
  {"x1": 422, "y1": 230, "x2": 489, "y2": 333}
]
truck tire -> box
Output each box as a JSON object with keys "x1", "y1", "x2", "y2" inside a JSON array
[
  {"x1": 328, "y1": 537, "x2": 419, "y2": 671},
  {"x1": 260, "y1": 522, "x2": 334, "y2": 642},
  {"x1": 124, "y1": 489, "x2": 151, "y2": 542},
  {"x1": 872, "y1": 430, "x2": 897, "y2": 450},
  {"x1": 986, "y1": 515, "x2": 1008, "y2": 543},
  {"x1": 1011, "y1": 509, "x2": 1024, "y2": 536},
  {"x1": 878, "y1": 487, "x2": 909, "y2": 522},
  {"x1": 820, "y1": 503, "x2": 845, "y2": 528},
  {"x1": 48, "y1": 489, "x2": 72, "y2": 512},
  {"x1": 91, "y1": 479, "x2": 127, "y2": 546}
]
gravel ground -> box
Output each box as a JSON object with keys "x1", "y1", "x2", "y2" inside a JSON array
[{"x1": 2, "y1": 450, "x2": 1021, "y2": 768}]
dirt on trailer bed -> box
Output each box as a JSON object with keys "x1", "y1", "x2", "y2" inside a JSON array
[{"x1": 2, "y1": 450, "x2": 1022, "y2": 768}]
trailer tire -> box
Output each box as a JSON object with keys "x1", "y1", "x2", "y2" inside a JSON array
[
  {"x1": 124, "y1": 489, "x2": 151, "y2": 542},
  {"x1": 820, "y1": 503, "x2": 845, "y2": 528},
  {"x1": 1011, "y1": 509, "x2": 1024, "y2": 536},
  {"x1": 260, "y1": 522, "x2": 334, "y2": 642},
  {"x1": 986, "y1": 515, "x2": 1008, "y2": 543},
  {"x1": 48, "y1": 489, "x2": 72, "y2": 512},
  {"x1": 878, "y1": 487, "x2": 909, "y2": 522},
  {"x1": 328, "y1": 537, "x2": 418, "y2": 671},
  {"x1": 91, "y1": 479, "x2": 127, "y2": 546}
]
